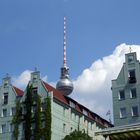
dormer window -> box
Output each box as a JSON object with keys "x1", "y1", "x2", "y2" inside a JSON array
[
  {"x1": 83, "y1": 109, "x2": 88, "y2": 116},
  {"x1": 128, "y1": 70, "x2": 136, "y2": 83},
  {"x1": 70, "y1": 101, "x2": 75, "y2": 108}
]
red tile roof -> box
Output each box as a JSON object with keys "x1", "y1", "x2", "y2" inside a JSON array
[
  {"x1": 42, "y1": 81, "x2": 68, "y2": 104},
  {"x1": 42, "y1": 81, "x2": 113, "y2": 128},
  {"x1": 13, "y1": 86, "x2": 24, "y2": 96}
]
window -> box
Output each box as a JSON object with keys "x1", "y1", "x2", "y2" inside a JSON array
[
  {"x1": 9, "y1": 124, "x2": 14, "y2": 132},
  {"x1": 83, "y1": 109, "x2": 88, "y2": 116},
  {"x1": 42, "y1": 121, "x2": 45, "y2": 128},
  {"x1": 2, "y1": 109, "x2": 7, "y2": 117},
  {"x1": 32, "y1": 88, "x2": 38, "y2": 99},
  {"x1": 131, "y1": 106, "x2": 138, "y2": 117},
  {"x1": 11, "y1": 107, "x2": 16, "y2": 116},
  {"x1": 88, "y1": 122, "x2": 92, "y2": 130},
  {"x1": 22, "y1": 123, "x2": 25, "y2": 130},
  {"x1": 128, "y1": 70, "x2": 136, "y2": 83},
  {"x1": 4, "y1": 80, "x2": 8, "y2": 87},
  {"x1": 128, "y1": 55, "x2": 134, "y2": 63},
  {"x1": 32, "y1": 105, "x2": 37, "y2": 113},
  {"x1": 3, "y1": 93, "x2": 8, "y2": 104},
  {"x1": 84, "y1": 120, "x2": 87, "y2": 126},
  {"x1": 33, "y1": 75, "x2": 38, "y2": 81},
  {"x1": 130, "y1": 88, "x2": 137, "y2": 98},
  {"x1": 118, "y1": 90, "x2": 125, "y2": 100},
  {"x1": 31, "y1": 123, "x2": 35, "y2": 130},
  {"x1": 71, "y1": 113, "x2": 76, "y2": 120},
  {"x1": 63, "y1": 108, "x2": 66, "y2": 116},
  {"x1": 70, "y1": 101, "x2": 76, "y2": 108},
  {"x1": 120, "y1": 107, "x2": 126, "y2": 118},
  {"x1": 1, "y1": 124, "x2": 6, "y2": 133},
  {"x1": 32, "y1": 88, "x2": 37, "y2": 94},
  {"x1": 63, "y1": 123, "x2": 66, "y2": 132},
  {"x1": 22, "y1": 106, "x2": 26, "y2": 114}
]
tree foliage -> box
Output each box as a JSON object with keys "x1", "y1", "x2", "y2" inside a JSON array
[
  {"x1": 13, "y1": 84, "x2": 52, "y2": 140},
  {"x1": 34, "y1": 94, "x2": 42, "y2": 140},
  {"x1": 24, "y1": 84, "x2": 33, "y2": 140},
  {"x1": 63, "y1": 130, "x2": 92, "y2": 140},
  {"x1": 12, "y1": 100, "x2": 22, "y2": 140},
  {"x1": 44, "y1": 96, "x2": 52, "y2": 140}
]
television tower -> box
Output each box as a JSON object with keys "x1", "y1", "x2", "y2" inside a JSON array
[{"x1": 56, "y1": 17, "x2": 74, "y2": 96}]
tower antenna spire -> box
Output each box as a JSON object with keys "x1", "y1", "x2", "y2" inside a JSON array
[{"x1": 63, "y1": 16, "x2": 67, "y2": 66}]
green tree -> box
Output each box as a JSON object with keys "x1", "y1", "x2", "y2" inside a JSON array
[
  {"x1": 12, "y1": 100, "x2": 22, "y2": 140},
  {"x1": 24, "y1": 84, "x2": 33, "y2": 140},
  {"x1": 34, "y1": 94, "x2": 42, "y2": 140},
  {"x1": 44, "y1": 96, "x2": 52, "y2": 140},
  {"x1": 62, "y1": 130, "x2": 92, "y2": 140}
]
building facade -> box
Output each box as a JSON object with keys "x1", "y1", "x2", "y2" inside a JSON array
[
  {"x1": 96, "y1": 51, "x2": 140, "y2": 140},
  {"x1": 112, "y1": 52, "x2": 140, "y2": 126},
  {"x1": 0, "y1": 71, "x2": 112, "y2": 140},
  {"x1": 0, "y1": 76, "x2": 23, "y2": 139}
]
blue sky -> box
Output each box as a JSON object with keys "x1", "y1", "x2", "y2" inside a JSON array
[{"x1": 1, "y1": 0, "x2": 140, "y2": 120}]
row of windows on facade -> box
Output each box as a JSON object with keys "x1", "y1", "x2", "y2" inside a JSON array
[
  {"x1": 63, "y1": 107, "x2": 88, "y2": 119},
  {"x1": 1, "y1": 107, "x2": 16, "y2": 117},
  {"x1": 120, "y1": 106, "x2": 139, "y2": 118},
  {"x1": 63, "y1": 108, "x2": 98, "y2": 131},
  {"x1": 0, "y1": 123, "x2": 13, "y2": 133},
  {"x1": 3, "y1": 91, "x2": 89, "y2": 118},
  {"x1": 118, "y1": 88, "x2": 137, "y2": 100},
  {"x1": 0, "y1": 121, "x2": 94, "y2": 134},
  {"x1": 1, "y1": 103, "x2": 46, "y2": 118},
  {"x1": 0, "y1": 121, "x2": 46, "y2": 134},
  {"x1": 69, "y1": 101, "x2": 88, "y2": 116},
  {"x1": 2, "y1": 88, "x2": 37, "y2": 105},
  {"x1": 62, "y1": 121, "x2": 94, "y2": 133}
]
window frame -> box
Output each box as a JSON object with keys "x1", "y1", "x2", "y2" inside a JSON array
[
  {"x1": 118, "y1": 90, "x2": 125, "y2": 100},
  {"x1": 131, "y1": 106, "x2": 139, "y2": 117},
  {"x1": 2, "y1": 108, "x2": 7, "y2": 117},
  {"x1": 120, "y1": 107, "x2": 127, "y2": 118},
  {"x1": 3, "y1": 93, "x2": 8, "y2": 105},
  {"x1": 130, "y1": 88, "x2": 137, "y2": 99},
  {"x1": 1, "y1": 124, "x2": 6, "y2": 133}
]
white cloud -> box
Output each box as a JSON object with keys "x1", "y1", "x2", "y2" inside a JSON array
[
  {"x1": 12, "y1": 70, "x2": 32, "y2": 89},
  {"x1": 73, "y1": 43, "x2": 140, "y2": 121},
  {"x1": 12, "y1": 70, "x2": 48, "y2": 89},
  {"x1": 11, "y1": 43, "x2": 140, "y2": 122},
  {"x1": 42, "y1": 75, "x2": 48, "y2": 82}
]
